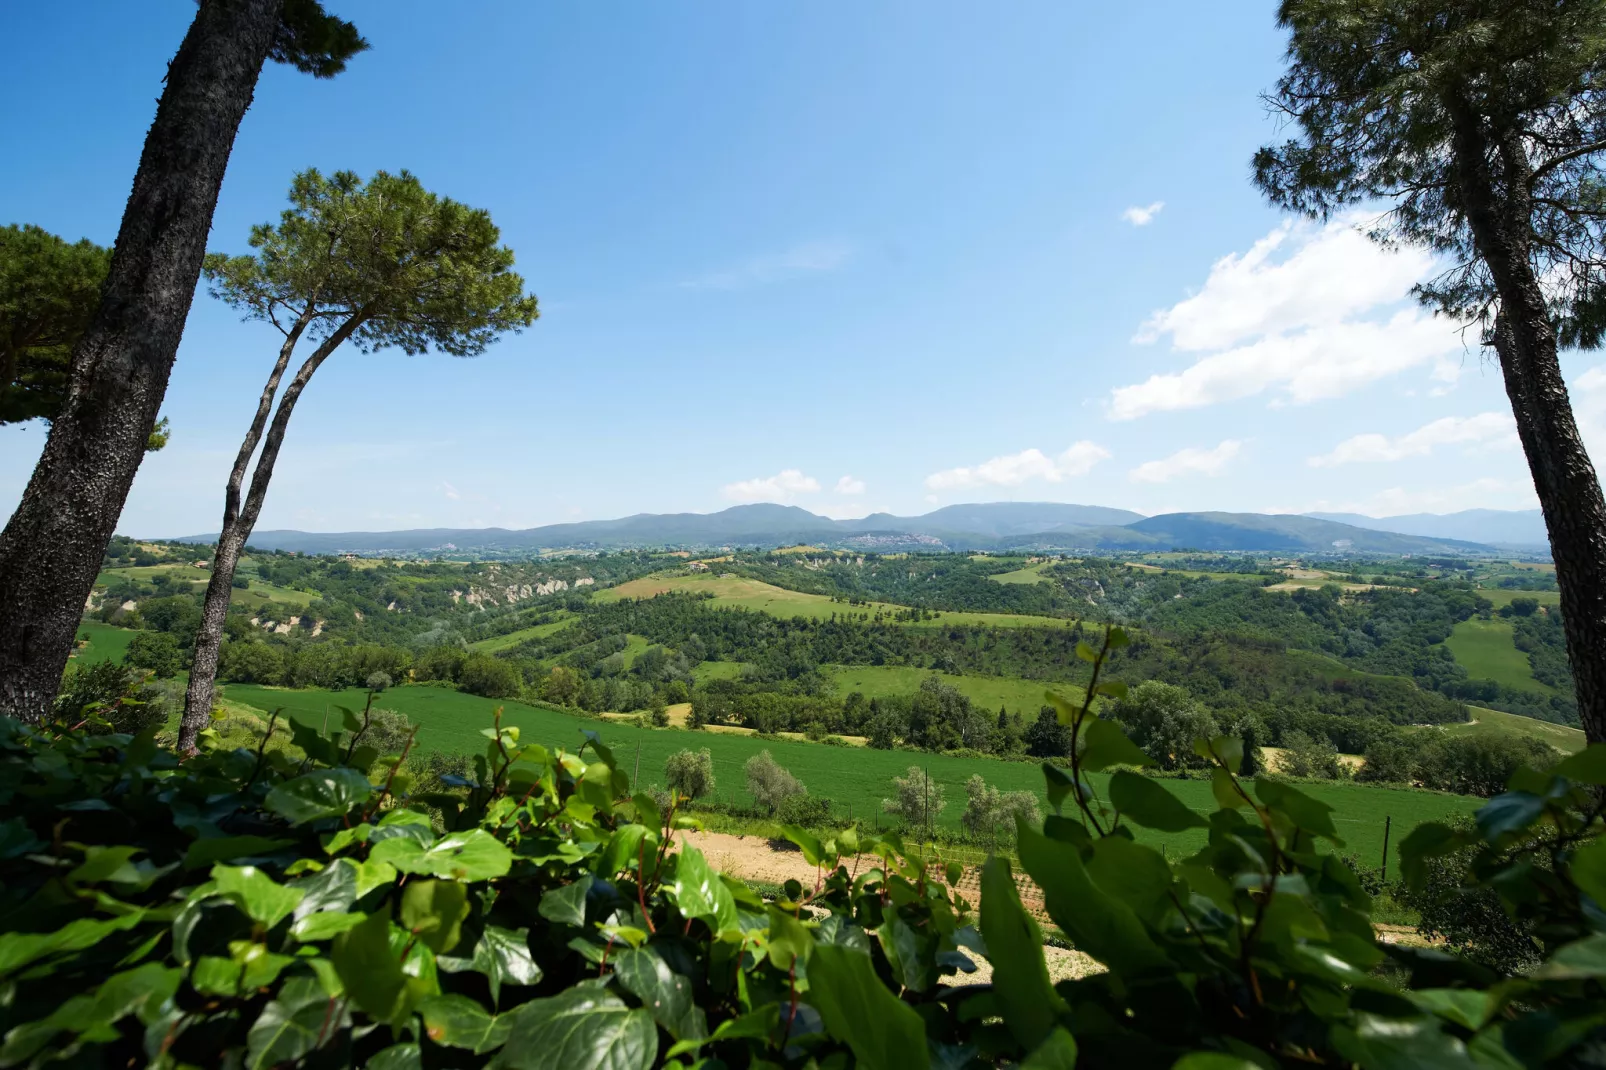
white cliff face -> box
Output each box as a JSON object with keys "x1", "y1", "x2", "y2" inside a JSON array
[{"x1": 456, "y1": 576, "x2": 594, "y2": 608}]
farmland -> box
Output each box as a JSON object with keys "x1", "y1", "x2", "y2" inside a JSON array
[
  {"x1": 988, "y1": 561, "x2": 1054, "y2": 584},
  {"x1": 70, "y1": 621, "x2": 136, "y2": 665},
  {"x1": 822, "y1": 665, "x2": 1082, "y2": 714},
  {"x1": 219, "y1": 680, "x2": 1474, "y2": 871},
  {"x1": 598, "y1": 572, "x2": 1077, "y2": 629},
  {"x1": 1443, "y1": 617, "x2": 1553, "y2": 694},
  {"x1": 466, "y1": 614, "x2": 576, "y2": 652},
  {"x1": 1436, "y1": 705, "x2": 1587, "y2": 753}
]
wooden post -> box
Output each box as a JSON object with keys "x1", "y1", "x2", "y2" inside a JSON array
[
  {"x1": 632, "y1": 742, "x2": 641, "y2": 788},
  {"x1": 1380, "y1": 815, "x2": 1392, "y2": 881}
]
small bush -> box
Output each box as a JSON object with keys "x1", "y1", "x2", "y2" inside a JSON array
[
  {"x1": 882, "y1": 765, "x2": 945, "y2": 831},
  {"x1": 744, "y1": 749, "x2": 806, "y2": 813},
  {"x1": 665, "y1": 747, "x2": 716, "y2": 801},
  {"x1": 959, "y1": 774, "x2": 1041, "y2": 845},
  {"x1": 776, "y1": 792, "x2": 833, "y2": 827},
  {"x1": 1278, "y1": 729, "x2": 1342, "y2": 779}
]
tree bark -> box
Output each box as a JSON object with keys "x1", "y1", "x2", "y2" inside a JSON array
[
  {"x1": 1451, "y1": 106, "x2": 1606, "y2": 745},
  {"x1": 0, "y1": 0, "x2": 285, "y2": 722},
  {"x1": 179, "y1": 315, "x2": 361, "y2": 750}
]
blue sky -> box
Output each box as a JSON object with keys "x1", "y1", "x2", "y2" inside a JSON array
[{"x1": 4, "y1": 1, "x2": 1599, "y2": 536}]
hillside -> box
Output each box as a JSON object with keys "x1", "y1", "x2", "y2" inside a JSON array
[
  {"x1": 1306, "y1": 508, "x2": 1548, "y2": 548},
  {"x1": 174, "y1": 501, "x2": 1504, "y2": 556}
]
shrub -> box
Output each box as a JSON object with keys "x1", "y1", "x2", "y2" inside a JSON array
[
  {"x1": 744, "y1": 749, "x2": 805, "y2": 813},
  {"x1": 650, "y1": 703, "x2": 670, "y2": 727},
  {"x1": 51, "y1": 661, "x2": 170, "y2": 735},
  {"x1": 1356, "y1": 734, "x2": 1419, "y2": 783},
  {"x1": 1278, "y1": 728, "x2": 1343, "y2": 779},
  {"x1": 1413, "y1": 731, "x2": 1561, "y2": 797},
  {"x1": 457, "y1": 652, "x2": 521, "y2": 698},
  {"x1": 775, "y1": 792, "x2": 833, "y2": 827},
  {"x1": 124, "y1": 629, "x2": 183, "y2": 677},
  {"x1": 664, "y1": 747, "x2": 716, "y2": 801},
  {"x1": 882, "y1": 764, "x2": 946, "y2": 831},
  {"x1": 959, "y1": 774, "x2": 1041, "y2": 845}
]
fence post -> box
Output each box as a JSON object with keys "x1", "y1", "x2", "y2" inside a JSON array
[
  {"x1": 1380, "y1": 815, "x2": 1392, "y2": 881},
  {"x1": 633, "y1": 742, "x2": 641, "y2": 787}
]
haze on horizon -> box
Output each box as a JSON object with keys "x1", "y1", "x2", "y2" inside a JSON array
[{"x1": 4, "y1": 2, "x2": 1604, "y2": 536}]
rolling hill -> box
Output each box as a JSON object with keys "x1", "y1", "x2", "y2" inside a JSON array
[
  {"x1": 1305, "y1": 508, "x2": 1547, "y2": 548},
  {"x1": 172, "y1": 502, "x2": 1507, "y2": 556}
]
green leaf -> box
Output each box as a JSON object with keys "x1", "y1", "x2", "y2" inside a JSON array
[
  {"x1": 1534, "y1": 933, "x2": 1606, "y2": 979},
  {"x1": 595, "y1": 823, "x2": 647, "y2": 880},
  {"x1": 766, "y1": 905, "x2": 815, "y2": 971},
  {"x1": 0, "y1": 912, "x2": 147, "y2": 976},
  {"x1": 367, "y1": 1044, "x2": 421, "y2": 1070},
  {"x1": 1086, "y1": 837, "x2": 1172, "y2": 924},
  {"x1": 781, "y1": 824, "x2": 828, "y2": 867},
  {"x1": 0, "y1": 817, "x2": 42, "y2": 860},
  {"x1": 371, "y1": 828, "x2": 512, "y2": 880},
  {"x1": 612, "y1": 946, "x2": 707, "y2": 1042},
  {"x1": 1210, "y1": 766, "x2": 1245, "y2": 810},
  {"x1": 1475, "y1": 791, "x2": 1547, "y2": 840},
  {"x1": 212, "y1": 864, "x2": 304, "y2": 928},
  {"x1": 1254, "y1": 777, "x2": 1342, "y2": 843},
  {"x1": 1016, "y1": 816, "x2": 1170, "y2": 976},
  {"x1": 293, "y1": 857, "x2": 360, "y2": 920},
  {"x1": 401, "y1": 879, "x2": 470, "y2": 953},
  {"x1": 290, "y1": 911, "x2": 365, "y2": 941},
  {"x1": 539, "y1": 874, "x2": 594, "y2": 927},
  {"x1": 1194, "y1": 735, "x2": 1244, "y2": 773},
  {"x1": 497, "y1": 989, "x2": 658, "y2": 1070},
  {"x1": 246, "y1": 991, "x2": 345, "y2": 1070},
  {"x1": 332, "y1": 911, "x2": 409, "y2": 1024},
  {"x1": 980, "y1": 856, "x2": 1064, "y2": 1050},
  {"x1": 1330, "y1": 1012, "x2": 1476, "y2": 1070},
  {"x1": 264, "y1": 768, "x2": 372, "y2": 825},
  {"x1": 1078, "y1": 717, "x2": 1154, "y2": 771},
  {"x1": 1571, "y1": 837, "x2": 1606, "y2": 908},
  {"x1": 1109, "y1": 770, "x2": 1207, "y2": 831},
  {"x1": 1553, "y1": 743, "x2": 1606, "y2": 785},
  {"x1": 1042, "y1": 762, "x2": 1075, "y2": 814},
  {"x1": 1171, "y1": 1056, "x2": 1266, "y2": 1070},
  {"x1": 441, "y1": 926, "x2": 541, "y2": 1006},
  {"x1": 806, "y1": 943, "x2": 930, "y2": 1070},
  {"x1": 1021, "y1": 1027, "x2": 1079, "y2": 1069},
  {"x1": 1407, "y1": 989, "x2": 1494, "y2": 1031},
  {"x1": 670, "y1": 847, "x2": 738, "y2": 933},
  {"x1": 290, "y1": 720, "x2": 341, "y2": 767},
  {"x1": 184, "y1": 835, "x2": 294, "y2": 870},
  {"x1": 1398, "y1": 822, "x2": 1464, "y2": 890},
  {"x1": 420, "y1": 994, "x2": 509, "y2": 1053}
]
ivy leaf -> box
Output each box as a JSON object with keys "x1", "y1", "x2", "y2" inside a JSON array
[
  {"x1": 246, "y1": 990, "x2": 346, "y2": 1069},
  {"x1": 212, "y1": 865, "x2": 304, "y2": 928},
  {"x1": 1078, "y1": 718, "x2": 1154, "y2": 771},
  {"x1": 292, "y1": 858, "x2": 359, "y2": 920},
  {"x1": 264, "y1": 768, "x2": 372, "y2": 825},
  {"x1": 497, "y1": 989, "x2": 658, "y2": 1070},
  {"x1": 420, "y1": 994, "x2": 509, "y2": 1053},
  {"x1": 980, "y1": 856, "x2": 1063, "y2": 1050},
  {"x1": 332, "y1": 911, "x2": 409, "y2": 1025},
  {"x1": 1020, "y1": 1027, "x2": 1079, "y2": 1068},
  {"x1": 183, "y1": 835, "x2": 294, "y2": 870},
  {"x1": 1109, "y1": 771, "x2": 1207, "y2": 831},
  {"x1": 401, "y1": 880, "x2": 470, "y2": 954},
  {"x1": 539, "y1": 874, "x2": 594, "y2": 927},
  {"x1": 371, "y1": 829, "x2": 512, "y2": 881},
  {"x1": 612, "y1": 946, "x2": 707, "y2": 1042},
  {"x1": 440, "y1": 925, "x2": 542, "y2": 1006},
  {"x1": 806, "y1": 943, "x2": 930, "y2": 1070}
]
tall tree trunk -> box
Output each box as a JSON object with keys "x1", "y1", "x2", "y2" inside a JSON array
[
  {"x1": 179, "y1": 316, "x2": 360, "y2": 750},
  {"x1": 0, "y1": 0, "x2": 285, "y2": 722},
  {"x1": 1452, "y1": 108, "x2": 1606, "y2": 744}
]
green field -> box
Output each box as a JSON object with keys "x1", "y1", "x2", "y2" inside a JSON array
[
  {"x1": 1474, "y1": 586, "x2": 1561, "y2": 609},
  {"x1": 1443, "y1": 618, "x2": 1552, "y2": 694},
  {"x1": 1437, "y1": 706, "x2": 1586, "y2": 753},
  {"x1": 823, "y1": 665, "x2": 1081, "y2": 714},
  {"x1": 598, "y1": 573, "x2": 1074, "y2": 630},
  {"x1": 989, "y1": 561, "x2": 1053, "y2": 585},
  {"x1": 95, "y1": 563, "x2": 316, "y2": 610},
  {"x1": 70, "y1": 621, "x2": 137, "y2": 665},
  {"x1": 469, "y1": 615, "x2": 576, "y2": 653},
  {"x1": 694, "y1": 661, "x2": 749, "y2": 682},
  {"x1": 221, "y1": 681, "x2": 1475, "y2": 871}
]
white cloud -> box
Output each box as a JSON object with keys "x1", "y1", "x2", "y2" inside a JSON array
[
  {"x1": 442, "y1": 481, "x2": 461, "y2": 500},
  {"x1": 1111, "y1": 217, "x2": 1464, "y2": 420},
  {"x1": 925, "y1": 441, "x2": 1110, "y2": 491},
  {"x1": 683, "y1": 239, "x2": 853, "y2": 290},
  {"x1": 834, "y1": 475, "x2": 866, "y2": 495},
  {"x1": 1576, "y1": 364, "x2": 1606, "y2": 393},
  {"x1": 721, "y1": 469, "x2": 822, "y2": 503},
  {"x1": 1122, "y1": 201, "x2": 1165, "y2": 227},
  {"x1": 1129, "y1": 440, "x2": 1242, "y2": 484},
  {"x1": 1308, "y1": 412, "x2": 1516, "y2": 467}
]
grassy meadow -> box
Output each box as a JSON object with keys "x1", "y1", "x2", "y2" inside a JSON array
[
  {"x1": 219, "y1": 679, "x2": 1474, "y2": 872},
  {"x1": 71, "y1": 621, "x2": 136, "y2": 665},
  {"x1": 467, "y1": 614, "x2": 576, "y2": 652},
  {"x1": 1443, "y1": 617, "x2": 1553, "y2": 694},
  {"x1": 1437, "y1": 705, "x2": 1587, "y2": 753},
  {"x1": 822, "y1": 665, "x2": 1082, "y2": 714},
  {"x1": 988, "y1": 561, "x2": 1054, "y2": 584},
  {"x1": 598, "y1": 572, "x2": 1076, "y2": 629}
]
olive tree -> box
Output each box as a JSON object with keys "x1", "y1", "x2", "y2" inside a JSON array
[
  {"x1": 179, "y1": 169, "x2": 537, "y2": 749},
  {"x1": 0, "y1": 0, "x2": 364, "y2": 722},
  {"x1": 1256, "y1": 0, "x2": 1606, "y2": 743}
]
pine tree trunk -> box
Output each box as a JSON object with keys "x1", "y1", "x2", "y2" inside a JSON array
[
  {"x1": 0, "y1": 0, "x2": 285, "y2": 722},
  {"x1": 179, "y1": 318, "x2": 358, "y2": 750},
  {"x1": 1452, "y1": 110, "x2": 1606, "y2": 745}
]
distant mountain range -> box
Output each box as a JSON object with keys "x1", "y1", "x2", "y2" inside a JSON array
[
  {"x1": 1303, "y1": 508, "x2": 1548, "y2": 548},
  {"x1": 171, "y1": 501, "x2": 1545, "y2": 557}
]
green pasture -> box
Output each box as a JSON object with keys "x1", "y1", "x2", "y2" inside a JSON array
[
  {"x1": 1443, "y1": 618, "x2": 1552, "y2": 694},
  {"x1": 221, "y1": 681, "x2": 1475, "y2": 871},
  {"x1": 95, "y1": 563, "x2": 315, "y2": 609},
  {"x1": 1435, "y1": 706, "x2": 1586, "y2": 753},
  {"x1": 469, "y1": 615, "x2": 576, "y2": 653},
  {"x1": 988, "y1": 561, "x2": 1054, "y2": 585},
  {"x1": 70, "y1": 622, "x2": 137, "y2": 665},
  {"x1": 822, "y1": 665, "x2": 1081, "y2": 714},
  {"x1": 598, "y1": 573, "x2": 1074, "y2": 630},
  {"x1": 694, "y1": 661, "x2": 750, "y2": 682},
  {"x1": 1473, "y1": 587, "x2": 1561, "y2": 609}
]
